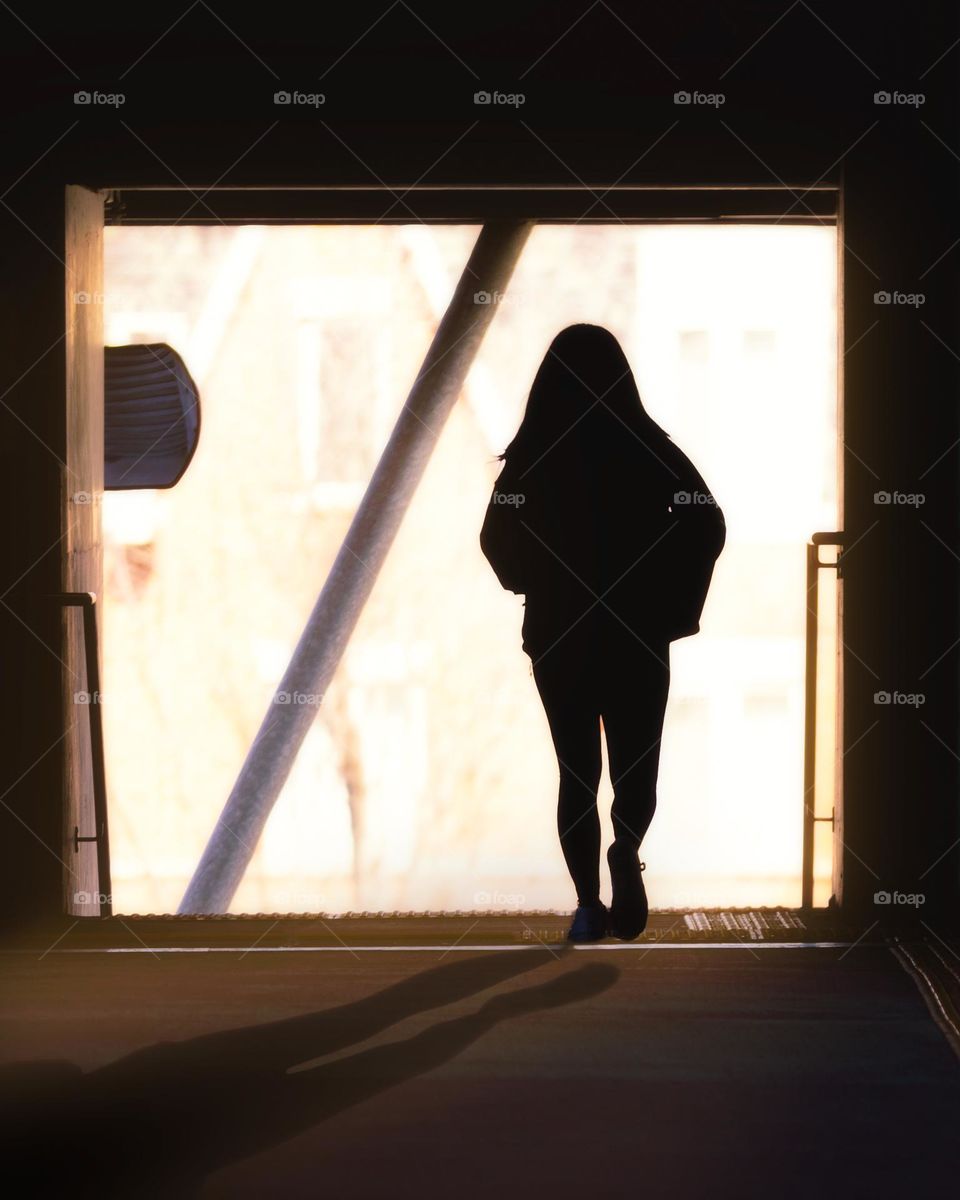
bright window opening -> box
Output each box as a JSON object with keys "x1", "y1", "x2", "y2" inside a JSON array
[{"x1": 102, "y1": 222, "x2": 838, "y2": 914}]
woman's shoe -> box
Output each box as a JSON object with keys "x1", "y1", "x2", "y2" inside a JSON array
[
  {"x1": 607, "y1": 842, "x2": 648, "y2": 940},
  {"x1": 567, "y1": 901, "x2": 608, "y2": 943}
]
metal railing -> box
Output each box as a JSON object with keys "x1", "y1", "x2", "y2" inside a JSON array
[
  {"x1": 802, "y1": 532, "x2": 844, "y2": 909},
  {"x1": 55, "y1": 591, "x2": 112, "y2": 918}
]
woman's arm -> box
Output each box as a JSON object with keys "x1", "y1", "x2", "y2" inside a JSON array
[
  {"x1": 479, "y1": 459, "x2": 530, "y2": 594},
  {"x1": 668, "y1": 441, "x2": 726, "y2": 557},
  {"x1": 662, "y1": 440, "x2": 726, "y2": 636}
]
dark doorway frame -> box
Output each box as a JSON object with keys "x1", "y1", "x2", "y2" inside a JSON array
[{"x1": 65, "y1": 183, "x2": 843, "y2": 926}]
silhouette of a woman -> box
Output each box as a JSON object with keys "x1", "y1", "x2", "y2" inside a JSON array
[{"x1": 481, "y1": 325, "x2": 726, "y2": 942}]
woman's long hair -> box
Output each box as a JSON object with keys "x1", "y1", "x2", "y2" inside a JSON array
[{"x1": 501, "y1": 324, "x2": 668, "y2": 467}]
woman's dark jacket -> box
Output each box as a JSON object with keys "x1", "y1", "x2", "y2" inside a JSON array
[{"x1": 480, "y1": 420, "x2": 726, "y2": 660}]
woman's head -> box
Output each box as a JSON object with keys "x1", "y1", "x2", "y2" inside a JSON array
[{"x1": 502, "y1": 324, "x2": 661, "y2": 464}]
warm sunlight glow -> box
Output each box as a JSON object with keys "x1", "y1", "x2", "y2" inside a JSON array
[{"x1": 102, "y1": 222, "x2": 838, "y2": 913}]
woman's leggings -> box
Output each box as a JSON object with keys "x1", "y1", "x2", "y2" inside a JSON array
[{"x1": 532, "y1": 641, "x2": 671, "y2": 907}]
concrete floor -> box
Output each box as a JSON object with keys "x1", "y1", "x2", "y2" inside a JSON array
[{"x1": 2, "y1": 943, "x2": 959, "y2": 1198}]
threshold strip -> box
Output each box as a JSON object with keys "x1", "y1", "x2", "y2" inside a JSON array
[{"x1": 7, "y1": 942, "x2": 856, "y2": 954}]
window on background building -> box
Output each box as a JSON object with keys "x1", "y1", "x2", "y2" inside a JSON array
[
  {"x1": 679, "y1": 329, "x2": 709, "y2": 364},
  {"x1": 743, "y1": 329, "x2": 776, "y2": 357},
  {"x1": 293, "y1": 287, "x2": 394, "y2": 508}
]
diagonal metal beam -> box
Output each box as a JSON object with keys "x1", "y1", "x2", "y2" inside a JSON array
[{"x1": 179, "y1": 221, "x2": 533, "y2": 913}]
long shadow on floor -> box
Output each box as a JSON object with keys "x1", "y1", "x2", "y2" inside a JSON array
[{"x1": 2, "y1": 948, "x2": 618, "y2": 1197}]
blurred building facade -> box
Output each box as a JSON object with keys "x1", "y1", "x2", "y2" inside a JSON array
[{"x1": 102, "y1": 223, "x2": 838, "y2": 914}]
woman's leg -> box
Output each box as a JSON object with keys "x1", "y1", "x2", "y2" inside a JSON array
[
  {"x1": 602, "y1": 642, "x2": 672, "y2": 850},
  {"x1": 531, "y1": 657, "x2": 603, "y2": 906}
]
